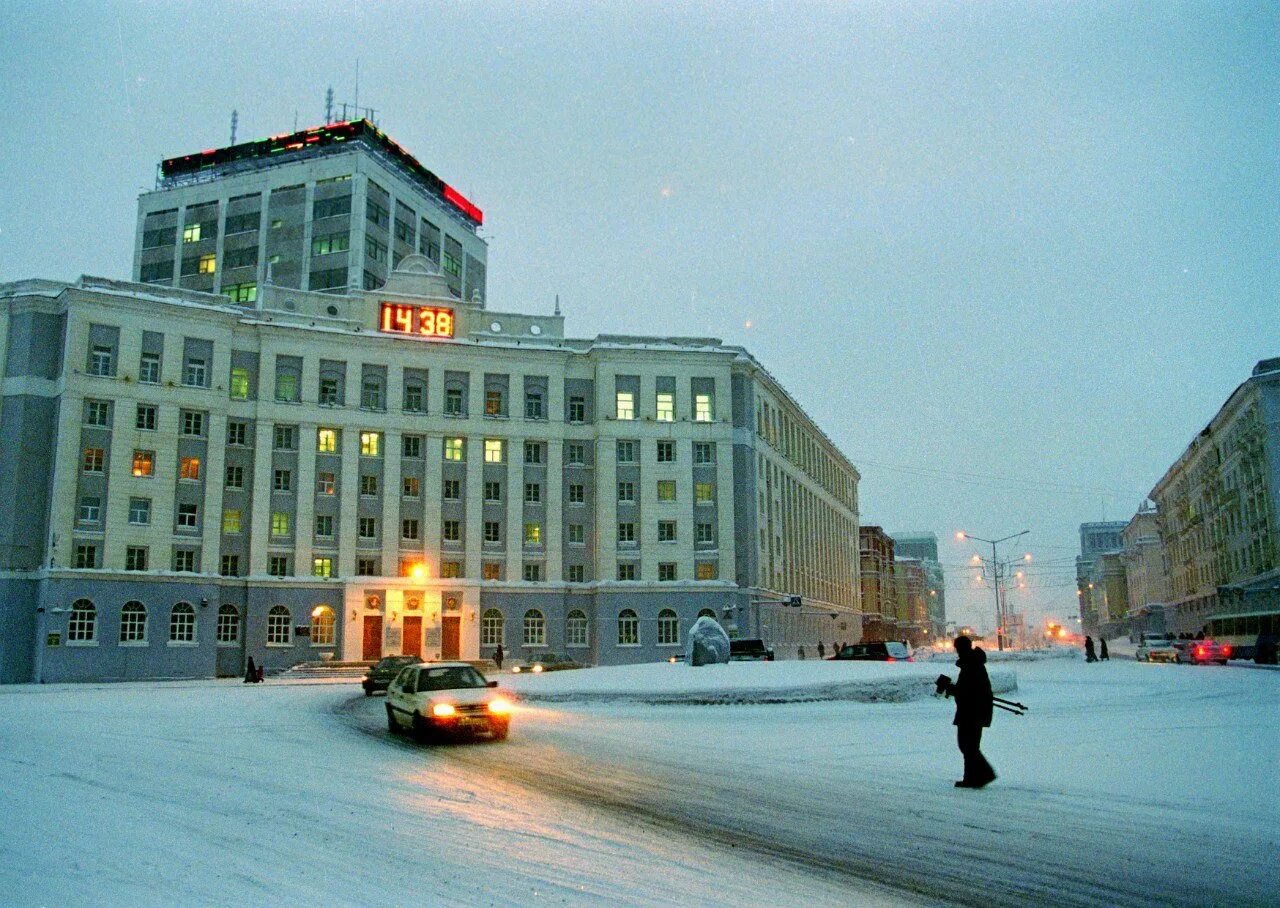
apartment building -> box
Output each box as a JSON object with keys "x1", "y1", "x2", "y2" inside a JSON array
[
  {"x1": 891, "y1": 531, "x2": 946, "y2": 639},
  {"x1": 133, "y1": 120, "x2": 487, "y2": 303},
  {"x1": 0, "y1": 258, "x2": 860, "y2": 682},
  {"x1": 858, "y1": 526, "x2": 897, "y2": 642},
  {"x1": 1075, "y1": 520, "x2": 1127, "y2": 635}
]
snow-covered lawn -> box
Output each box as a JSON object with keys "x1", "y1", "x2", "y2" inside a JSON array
[{"x1": 1, "y1": 658, "x2": 1276, "y2": 906}]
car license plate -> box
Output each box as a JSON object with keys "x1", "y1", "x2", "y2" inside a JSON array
[{"x1": 458, "y1": 717, "x2": 483, "y2": 728}]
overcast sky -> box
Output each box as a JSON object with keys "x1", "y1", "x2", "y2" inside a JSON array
[{"x1": 2, "y1": 1, "x2": 1276, "y2": 633}]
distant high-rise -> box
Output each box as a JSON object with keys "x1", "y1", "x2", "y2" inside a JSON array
[
  {"x1": 1076, "y1": 521, "x2": 1127, "y2": 634},
  {"x1": 133, "y1": 120, "x2": 487, "y2": 303},
  {"x1": 891, "y1": 531, "x2": 946, "y2": 638}
]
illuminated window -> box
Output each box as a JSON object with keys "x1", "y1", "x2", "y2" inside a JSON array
[
  {"x1": 184, "y1": 358, "x2": 207, "y2": 388},
  {"x1": 85, "y1": 400, "x2": 110, "y2": 427},
  {"x1": 657, "y1": 608, "x2": 679, "y2": 642},
  {"x1": 131, "y1": 450, "x2": 154, "y2": 477},
  {"x1": 485, "y1": 390, "x2": 504, "y2": 417},
  {"x1": 223, "y1": 282, "x2": 257, "y2": 303},
  {"x1": 68, "y1": 600, "x2": 96, "y2": 643},
  {"x1": 317, "y1": 428, "x2": 337, "y2": 453},
  {"x1": 481, "y1": 609, "x2": 504, "y2": 646},
  {"x1": 216, "y1": 605, "x2": 239, "y2": 643},
  {"x1": 696, "y1": 562, "x2": 719, "y2": 580},
  {"x1": 82, "y1": 447, "x2": 105, "y2": 473},
  {"x1": 125, "y1": 546, "x2": 148, "y2": 571},
  {"x1": 615, "y1": 391, "x2": 635, "y2": 421},
  {"x1": 566, "y1": 610, "x2": 588, "y2": 645},
  {"x1": 182, "y1": 224, "x2": 201, "y2": 243},
  {"x1": 222, "y1": 509, "x2": 241, "y2": 534},
  {"x1": 229, "y1": 368, "x2": 250, "y2": 400},
  {"x1": 315, "y1": 472, "x2": 334, "y2": 495},
  {"x1": 179, "y1": 457, "x2": 201, "y2": 481},
  {"x1": 402, "y1": 476, "x2": 420, "y2": 498},
  {"x1": 360, "y1": 431, "x2": 381, "y2": 457},
  {"x1": 170, "y1": 602, "x2": 196, "y2": 643},
  {"x1": 658, "y1": 521, "x2": 677, "y2": 542},
  {"x1": 78, "y1": 496, "x2": 101, "y2": 524},
  {"x1": 275, "y1": 373, "x2": 297, "y2": 403},
  {"x1": 483, "y1": 562, "x2": 502, "y2": 580},
  {"x1": 695, "y1": 482, "x2": 715, "y2": 504},
  {"x1": 440, "y1": 561, "x2": 462, "y2": 578},
  {"x1": 442, "y1": 250, "x2": 461, "y2": 276},
  {"x1": 656, "y1": 440, "x2": 675, "y2": 463},
  {"x1": 523, "y1": 610, "x2": 546, "y2": 646},
  {"x1": 311, "y1": 232, "x2": 349, "y2": 256},
  {"x1": 266, "y1": 606, "x2": 291, "y2": 645},
  {"x1": 129, "y1": 498, "x2": 151, "y2": 525},
  {"x1": 197, "y1": 254, "x2": 216, "y2": 275},
  {"x1": 120, "y1": 601, "x2": 147, "y2": 643},
  {"x1": 657, "y1": 480, "x2": 676, "y2": 502},
  {"x1": 524, "y1": 523, "x2": 542, "y2": 545},
  {"x1": 656, "y1": 392, "x2": 675, "y2": 422},
  {"x1": 617, "y1": 609, "x2": 639, "y2": 644},
  {"x1": 313, "y1": 557, "x2": 333, "y2": 579},
  {"x1": 695, "y1": 393, "x2": 714, "y2": 423},
  {"x1": 444, "y1": 437, "x2": 464, "y2": 461},
  {"x1": 315, "y1": 515, "x2": 333, "y2": 538},
  {"x1": 271, "y1": 513, "x2": 289, "y2": 537},
  {"x1": 484, "y1": 439, "x2": 504, "y2": 463},
  {"x1": 310, "y1": 606, "x2": 336, "y2": 646}
]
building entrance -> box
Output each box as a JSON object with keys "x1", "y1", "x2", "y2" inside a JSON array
[
  {"x1": 362, "y1": 615, "x2": 383, "y2": 661},
  {"x1": 441, "y1": 616, "x2": 460, "y2": 660},
  {"x1": 402, "y1": 616, "x2": 422, "y2": 658}
]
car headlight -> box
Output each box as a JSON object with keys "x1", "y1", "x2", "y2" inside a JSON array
[
  {"x1": 488, "y1": 698, "x2": 512, "y2": 715},
  {"x1": 512, "y1": 666, "x2": 522, "y2": 673},
  {"x1": 532, "y1": 664, "x2": 544, "y2": 673},
  {"x1": 431, "y1": 703, "x2": 457, "y2": 718}
]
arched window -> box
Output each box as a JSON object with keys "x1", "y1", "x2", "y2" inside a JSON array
[
  {"x1": 566, "y1": 610, "x2": 588, "y2": 648},
  {"x1": 657, "y1": 609, "x2": 680, "y2": 646},
  {"x1": 170, "y1": 602, "x2": 196, "y2": 643},
  {"x1": 266, "y1": 606, "x2": 292, "y2": 645},
  {"x1": 216, "y1": 605, "x2": 240, "y2": 644},
  {"x1": 310, "y1": 605, "x2": 336, "y2": 646},
  {"x1": 68, "y1": 599, "x2": 96, "y2": 643},
  {"x1": 617, "y1": 609, "x2": 639, "y2": 646},
  {"x1": 481, "y1": 609, "x2": 504, "y2": 647},
  {"x1": 696, "y1": 608, "x2": 716, "y2": 621},
  {"x1": 523, "y1": 609, "x2": 545, "y2": 646},
  {"x1": 120, "y1": 601, "x2": 147, "y2": 644}
]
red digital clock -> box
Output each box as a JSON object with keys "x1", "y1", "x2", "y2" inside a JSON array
[{"x1": 379, "y1": 302, "x2": 455, "y2": 339}]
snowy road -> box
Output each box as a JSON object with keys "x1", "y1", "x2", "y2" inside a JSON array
[{"x1": 1, "y1": 659, "x2": 1276, "y2": 906}]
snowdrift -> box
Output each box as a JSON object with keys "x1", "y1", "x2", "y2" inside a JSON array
[{"x1": 502, "y1": 660, "x2": 1018, "y2": 706}]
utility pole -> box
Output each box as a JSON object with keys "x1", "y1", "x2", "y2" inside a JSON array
[{"x1": 956, "y1": 529, "x2": 1029, "y2": 651}]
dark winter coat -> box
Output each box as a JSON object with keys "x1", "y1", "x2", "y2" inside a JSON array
[{"x1": 952, "y1": 647, "x2": 994, "y2": 728}]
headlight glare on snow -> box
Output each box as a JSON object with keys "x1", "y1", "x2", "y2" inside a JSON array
[
  {"x1": 431, "y1": 703, "x2": 457, "y2": 718},
  {"x1": 488, "y1": 698, "x2": 512, "y2": 715},
  {"x1": 532, "y1": 664, "x2": 544, "y2": 673}
]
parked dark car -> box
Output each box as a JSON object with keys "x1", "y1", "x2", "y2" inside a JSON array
[
  {"x1": 829, "y1": 642, "x2": 912, "y2": 662},
  {"x1": 511, "y1": 653, "x2": 583, "y2": 674},
  {"x1": 728, "y1": 639, "x2": 775, "y2": 661},
  {"x1": 362, "y1": 655, "x2": 424, "y2": 695}
]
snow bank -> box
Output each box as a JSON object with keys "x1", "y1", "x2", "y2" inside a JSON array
[
  {"x1": 502, "y1": 659, "x2": 1017, "y2": 705},
  {"x1": 915, "y1": 645, "x2": 1079, "y2": 664}
]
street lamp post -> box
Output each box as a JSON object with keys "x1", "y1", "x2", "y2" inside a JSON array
[{"x1": 955, "y1": 529, "x2": 1029, "y2": 651}]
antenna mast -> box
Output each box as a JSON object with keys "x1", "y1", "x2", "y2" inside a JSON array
[
  {"x1": 324, "y1": 87, "x2": 334, "y2": 125},
  {"x1": 230, "y1": 109, "x2": 238, "y2": 145}
]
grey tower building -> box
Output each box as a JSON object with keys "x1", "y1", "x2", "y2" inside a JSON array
[{"x1": 891, "y1": 531, "x2": 946, "y2": 638}]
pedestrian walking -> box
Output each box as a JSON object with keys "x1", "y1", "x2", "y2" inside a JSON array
[
  {"x1": 797, "y1": 645, "x2": 806, "y2": 660},
  {"x1": 1084, "y1": 636, "x2": 1097, "y2": 663},
  {"x1": 936, "y1": 635, "x2": 997, "y2": 788},
  {"x1": 243, "y1": 656, "x2": 260, "y2": 684},
  {"x1": 493, "y1": 644, "x2": 505, "y2": 671},
  {"x1": 1099, "y1": 639, "x2": 1109, "y2": 661},
  {"x1": 817, "y1": 641, "x2": 826, "y2": 659}
]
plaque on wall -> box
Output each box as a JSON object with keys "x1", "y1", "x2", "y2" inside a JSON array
[{"x1": 385, "y1": 627, "x2": 402, "y2": 648}]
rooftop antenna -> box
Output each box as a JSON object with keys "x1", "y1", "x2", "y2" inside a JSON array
[
  {"x1": 554, "y1": 294, "x2": 561, "y2": 316},
  {"x1": 354, "y1": 59, "x2": 359, "y2": 116},
  {"x1": 324, "y1": 86, "x2": 334, "y2": 125},
  {"x1": 230, "y1": 109, "x2": 238, "y2": 145},
  {"x1": 293, "y1": 109, "x2": 298, "y2": 131}
]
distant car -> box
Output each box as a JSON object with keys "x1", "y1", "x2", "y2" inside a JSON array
[
  {"x1": 362, "y1": 655, "x2": 424, "y2": 696},
  {"x1": 728, "y1": 639, "x2": 775, "y2": 661},
  {"x1": 1135, "y1": 634, "x2": 1178, "y2": 664},
  {"x1": 385, "y1": 662, "x2": 512, "y2": 742},
  {"x1": 511, "y1": 653, "x2": 583, "y2": 674},
  {"x1": 829, "y1": 642, "x2": 913, "y2": 662},
  {"x1": 1175, "y1": 639, "x2": 1232, "y2": 665}
]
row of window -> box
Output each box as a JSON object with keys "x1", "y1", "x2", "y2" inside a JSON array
[
  {"x1": 480, "y1": 606, "x2": 716, "y2": 648},
  {"x1": 64, "y1": 599, "x2": 335, "y2": 647}
]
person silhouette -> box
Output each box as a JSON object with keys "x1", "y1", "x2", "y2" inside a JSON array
[{"x1": 937, "y1": 635, "x2": 996, "y2": 788}]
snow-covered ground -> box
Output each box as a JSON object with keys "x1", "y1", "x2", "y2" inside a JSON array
[{"x1": 1, "y1": 658, "x2": 1277, "y2": 907}]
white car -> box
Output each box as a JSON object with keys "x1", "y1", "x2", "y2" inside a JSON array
[
  {"x1": 385, "y1": 662, "x2": 512, "y2": 742},
  {"x1": 1134, "y1": 634, "x2": 1177, "y2": 664}
]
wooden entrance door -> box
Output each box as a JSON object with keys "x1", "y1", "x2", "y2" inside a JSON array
[
  {"x1": 441, "y1": 616, "x2": 461, "y2": 660},
  {"x1": 402, "y1": 616, "x2": 422, "y2": 658},
  {"x1": 362, "y1": 615, "x2": 383, "y2": 661}
]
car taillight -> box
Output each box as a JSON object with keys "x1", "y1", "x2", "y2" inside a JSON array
[
  {"x1": 885, "y1": 657, "x2": 895, "y2": 662},
  {"x1": 1196, "y1": 647, "x2": 1205, "y2": 658},
  {"x1": 1222, "y1": 645, "x2": 1232, "y2": 657}
]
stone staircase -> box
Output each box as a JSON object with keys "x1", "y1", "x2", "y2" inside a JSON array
[{"x1": 276, "y1": 660, "x2": 374, "y2": 680}]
